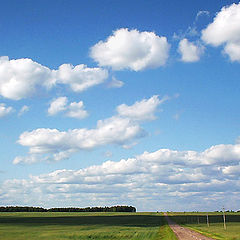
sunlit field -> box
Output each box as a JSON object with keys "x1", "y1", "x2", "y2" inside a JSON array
[
  {"x1": 168, "y1": 212, "x2": 240, "y2": 240},
  {"x1": 0, "y1": 212, "x2": 176, "y2": 240}
]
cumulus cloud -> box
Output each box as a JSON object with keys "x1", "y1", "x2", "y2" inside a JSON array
[
  {"x1": 0, "y1": 56, "x2": 108, "y2": 100},
  {"x1": 4, "y1": 142, "x2": 240, "y2": 210},
  {"x1": 48, "y1": 97, "x2": 68, "y2": 116},
  {"x1": 117, "y1": 95, "x2": 168, "y2": 121},
  {"x1": 138, "y1": 143, "x2": 240, "y2": 166},
  {"x1": 66, "y1": 101, "x2": 88, "y2": 119},
  {"x1": 178, "y1": 38, "x2": 204, "y2": 62},
  {"x1": 55, "y1": 64, "x2": 108, "y2": 92},
  {"x1": 0, "y1": 56, "x2": 53, "y2": 100},
  {"x1": 48, "y1": 97, "x2": 88, "y2": 119},
  {"x1": 14, "y1": 95, "x2": 165, "y2": 164},
  {"x1": 13, "y1": 118, "x2": 144, "y2": 164},
  {"x1": 90, "y1": 28, "x2": 170, "y2": 71},
  {"x1": 201, "y1": 3, "x2": 240, "y2": 62},
  {"x1": 0, "y1": 103, "x2": 14, "y2": 117}
]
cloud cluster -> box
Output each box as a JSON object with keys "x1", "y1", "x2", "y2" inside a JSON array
[
  {"x1": 0, "y1": 103, "x2": 14, "y2": 117},
  {"x1": 178, "y1": 39, "x2": 204, "y2": 62},
  {"x1": 90, "y1": 28, "x2": 170, "y2": 71},
  {"x1": 3, "y1": 142, "x2": 240, "y2": 211},
  {"x1": 48, "y1": 97, "x2": 88, "y2": 119},
  {"x1": 14, "y1": 95, "x2": 165, "y2": 164},
  {"x1": 0, "y1": 56, "x2": 108, "y2": 100},
  {"x1": 202, "y1": 2, "x2": 240, "y2": 62}
]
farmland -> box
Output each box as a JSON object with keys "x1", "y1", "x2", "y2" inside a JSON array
[
  {"x1": 0, "y1": 212, "x2": 176, "y2": 240},
  {"x1": 0, "y1": 211, "x2": 239, "y2": 239}
]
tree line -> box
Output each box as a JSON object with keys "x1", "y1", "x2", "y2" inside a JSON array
[{"x1": 0, "y1": 205, "x2": 136, "y2": 212}]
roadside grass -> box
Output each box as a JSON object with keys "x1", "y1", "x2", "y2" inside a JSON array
[
  {"x1": 167, "y1": 212, "x2": 240, "y2": 240},
  {"x1": 0, "y1": 212, "x2": 169, "y2": 240},
  {"x1": 158, "y1": 217, "x2": 178, "y2": 240},
  {"x1": 186, "y1": 222, "x2": 240, "y2": 240}
]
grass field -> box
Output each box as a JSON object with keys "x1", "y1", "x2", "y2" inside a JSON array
[
  {"x1": 0, "y1": 212, "x2": 176, "y2": 240},
  {"x1": 168, "y1": 212, "x2": 240, "y2": 240}
]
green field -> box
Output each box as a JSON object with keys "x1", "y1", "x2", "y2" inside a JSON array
[
  {"x1": 168, "y1": 212, "x2": 240, "y2": 240},
  {"x1": 0, "y1": 212, "x2": 176, "y2": 240}
]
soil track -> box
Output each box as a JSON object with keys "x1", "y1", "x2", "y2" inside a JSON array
[{"x1": 164, "y1": 213, "x2": 216, "y2": 240}]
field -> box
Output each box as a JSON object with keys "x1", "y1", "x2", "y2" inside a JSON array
[
  {"x1": 168, "y1": 212, "x2": 240, "y2": 240},
  {"x1": 1, "y1": 212, "x2": 239, "y2": 239},
  {"x1": 0, "y1": 212, "x2": 176, "y2": 240}
]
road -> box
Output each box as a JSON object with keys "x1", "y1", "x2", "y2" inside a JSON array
[{"x1": 164, "y1": 213, "x2": 216, "y2": 240}]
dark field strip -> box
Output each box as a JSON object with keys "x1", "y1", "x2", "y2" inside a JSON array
[{"x1": 0, "y1": 214, "x2": 164, "y2": 227}]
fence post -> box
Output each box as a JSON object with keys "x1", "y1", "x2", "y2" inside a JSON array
[{"x1": 223, "y1": 207, "x2": 226, "y2": 230}]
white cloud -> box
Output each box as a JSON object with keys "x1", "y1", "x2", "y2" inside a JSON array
[
  {"x1": 14, "y1": 117, "x2": 145, "y2": 164},
  {"x1": 0, "y1": 56, "x2": 53, "y2": 100},
  {"x1": 90, "y1": 28, "x2": 170, "y2": 71},
  {"x1": 48, "y1": 97, "x2": 88, "y2": 119},
  {"x1": 0, "y1": 103, "x2": 14, "y2": 117},
  {"x1": 222, "y1": 164, "x2": 240, "y2": 176},
  {"x1": 4, "y1": 142, "x2": 240, "y2": 211},
  {"x1": 18, "y1": 105, "x2": 29, "y2": 116},
  {"x1": 178, "y1": 38, "x2": 204, "y2": 62},
  {"x1": 48, "y1": 97, "x2": 68, "y2": 116},
  {"x1": 66, "y1": 101, "x2": 88, "y2": 119},
  {"x1": 117, "y1": 95, "x2": 168, "y2": 121},
  {"x1": 223, "y1": 42, "x2": 240, "y2": 62},
  {"x1": 55, "y1": 64, "x2": 108, "y2": 92},
  {"x1": 201, "y1": 3, "x2": 240, "y2": 62},
  {"x1": 14, "y1": 96, "x2": 164, "y2": 164},
  {"x1": 0, "y1": 56, "x2": 108, "y2": 100},
  {"x1": 107, "y1": 76, "x2": 124, "y2": 88},
  {"x1": 139, "y1": 144, "x2": 240, "y2": 166}
]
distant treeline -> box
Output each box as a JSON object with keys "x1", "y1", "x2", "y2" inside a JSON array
[{"x1": 0, "y1": 206, "x2": 136, "y2": 212}]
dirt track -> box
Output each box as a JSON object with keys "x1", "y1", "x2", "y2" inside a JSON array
[{"x1": 164, "y1": 213, "x2": 216, "y2": 240}]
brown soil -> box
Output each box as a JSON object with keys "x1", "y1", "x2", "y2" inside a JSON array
[{"x1": 164, "y1": 213, "x2": 216, "y2": 240}]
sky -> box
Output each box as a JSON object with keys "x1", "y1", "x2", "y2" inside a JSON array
[{"x1": 0, "y1": 0, "x2": 240, "y2": 212}]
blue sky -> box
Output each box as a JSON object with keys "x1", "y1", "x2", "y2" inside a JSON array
[{"x1": 0, "y1": 0, "x2": 240, "y2": 211}]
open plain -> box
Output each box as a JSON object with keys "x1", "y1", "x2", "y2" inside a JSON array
[{"x1": 0, "y1": 212, "x2": 239, "y2": 239}]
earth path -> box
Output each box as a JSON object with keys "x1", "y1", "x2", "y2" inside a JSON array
[{"x1": 164, "y1": 213, "x2": 216, "y2": 240}]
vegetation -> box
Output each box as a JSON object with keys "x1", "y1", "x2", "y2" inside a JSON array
[
  {"x1": 0, "y1": 212, "x2": 174, "y2": 240},
  {"x1": 158, "y1": 217, "x2": 178, "y2": 240},
  {"x1": 1, "y1": 210, "x2": 238, "y2": 239},
  {"x1": 167, "y1": 212, "x2": 240, "y2": 240},
  {"x1": 0, "y1": 205, "x2": 136, "y2": 212}
]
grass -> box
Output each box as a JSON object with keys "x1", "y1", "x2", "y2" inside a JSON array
[
  {"x1": 167, "y1": 212, "x2": 240, "y2": 240},
  {"x1": 158, "y1": 217, "x2": 178, "y2": 240},
  {"x1": 0, "y1": 212, "x2": 175, "y2": 240}
]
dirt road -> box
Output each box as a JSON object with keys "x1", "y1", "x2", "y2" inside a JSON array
[{"x1": 164, "y1": 213, "x2": 216, "y2": 240}]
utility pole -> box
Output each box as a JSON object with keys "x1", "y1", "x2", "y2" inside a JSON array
[
  {"x1": 206, "y1": 213, "x2": 209, "y2": 227},
  {"x1": 223, "y1": 207, "x2": 226, "y2": 230}
]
